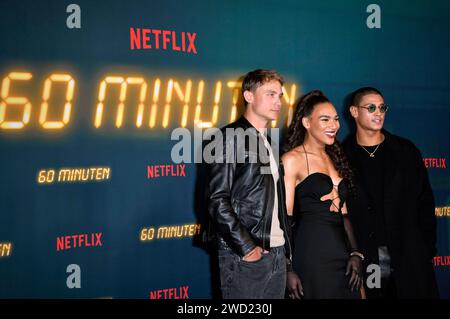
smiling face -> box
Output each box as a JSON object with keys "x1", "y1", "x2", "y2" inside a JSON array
[
  {"x1": 350, "y1": 93, "x2": 386, "y2": 132},
  {"x1": 302, "y1": 102, "x2": 340, "y2": 146},
  {"x1": 243, "y1": 79, "x2": 283, "y2": 126}
]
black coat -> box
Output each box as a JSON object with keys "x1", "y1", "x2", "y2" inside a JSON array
[{"x1": 342, "y1": 130, "x2": 439, "y2": 298}]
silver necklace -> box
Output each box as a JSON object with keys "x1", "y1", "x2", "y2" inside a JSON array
[{"x1": 360, "y1": 143, "x2": 381, "y2": 158}]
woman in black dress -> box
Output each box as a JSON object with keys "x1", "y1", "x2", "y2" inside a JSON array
[{"x1": 282, "y1": 90, "x2": 364, "y2": 299}]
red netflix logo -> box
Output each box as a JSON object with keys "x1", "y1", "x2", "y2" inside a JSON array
[
  {"x1": 56, "y1": 232, "x2": 103, "y2": 251},
  {"x1": 130, "y1": 28, "x2": 197, "y2": 54},
  {"x1": 147, "y1": 164, "x2": 186, "y2": 178},
  {"x1": 434, "y1": 255, "x2": 450, "y2": 266},
  {"x1": 423, "y1": 158, "x2": 446, "y2": 169},
  {"x1": 149, "y1": 286, "x2": 189, "y2": 299}
]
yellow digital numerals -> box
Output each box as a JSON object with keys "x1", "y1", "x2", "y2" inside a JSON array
[
  {"x1": 37, "y1": 167, "x2": 111, "y2": 184},
  {"x1": 0, "y1": 72, "x2": 74, "y2": 130},
  {"x1": 140, "y1": 223, "x2": 201, "y2": 242},
  {"x1": 1, "y1": 71, "x2": 298, "y2": 130}
]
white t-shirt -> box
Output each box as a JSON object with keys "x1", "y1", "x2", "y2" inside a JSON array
[{"x1": 260, "y1": 132, "x2": 285, "y2": 248}]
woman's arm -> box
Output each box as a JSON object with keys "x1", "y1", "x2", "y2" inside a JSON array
[
  {"x1": 342, "y1": 202, "x2": 363, "y2": 292},
  {"x1": 281, "y1": 152, "x2": 304, "y2": 298},
  {"x1": 281, "y1": 152, "x2": 298, "y2": 216}
]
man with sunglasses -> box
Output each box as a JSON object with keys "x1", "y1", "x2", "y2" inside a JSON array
[{"x1": 342, "y1": 87, "x2": 438, "y2": 298}]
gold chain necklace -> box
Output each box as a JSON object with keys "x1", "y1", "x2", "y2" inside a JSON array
[{"x1": 360, "y1": 143, "x2": 381, "y2": 158}]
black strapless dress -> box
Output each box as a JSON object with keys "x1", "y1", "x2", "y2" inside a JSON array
[{"x1": 292, "y1": 172, "x2": 359, "y2": 299}]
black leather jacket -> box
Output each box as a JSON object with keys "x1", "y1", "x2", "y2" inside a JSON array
[{"x1": 206, "y1": 116, "x2": 292, "y2": 259}]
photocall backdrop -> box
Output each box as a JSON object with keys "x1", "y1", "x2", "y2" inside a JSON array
[{"x1": 0, "y1": 0, "x2": 449, "y2": 299}]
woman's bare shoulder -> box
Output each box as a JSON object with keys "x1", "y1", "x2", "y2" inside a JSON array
[{"x1": 282, "y1": 146, "x2": 306, "y2": 170}]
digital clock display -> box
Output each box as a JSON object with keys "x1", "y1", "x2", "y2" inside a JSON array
[{"x1": 0, "y1": 70, "x2": 298, "y2": 131}]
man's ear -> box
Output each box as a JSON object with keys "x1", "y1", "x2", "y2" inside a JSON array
[
  {"x1": 301, "y1": 116, "x2": 310, "y2": 129},
  {"x1": 349, "y1": 105, "x2": 358, "y2": 119},
  {"x1": 243, "y1": 90, "x2": 253, "y2": 106}
]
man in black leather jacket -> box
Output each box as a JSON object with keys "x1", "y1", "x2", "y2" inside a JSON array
[{"x1": 206, "y1": 69, "x2": 292, "y2": 299}]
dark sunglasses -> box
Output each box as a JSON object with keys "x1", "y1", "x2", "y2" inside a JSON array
[{"x1": 358, "y1": 103, "x2": 389, "y2": 113}]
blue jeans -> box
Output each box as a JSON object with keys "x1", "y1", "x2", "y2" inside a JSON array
[{"x1": 218, "y1": 246, "x2": 286, "y2": 299}]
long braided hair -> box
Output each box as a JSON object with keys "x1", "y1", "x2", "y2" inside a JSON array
[{"x1": 283, "y1": 90, "x2": 356, "y2": 195}]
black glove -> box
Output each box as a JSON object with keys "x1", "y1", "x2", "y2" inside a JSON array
[
  {"x1": 287, "y1": 271, "x2": 304, "y2": 299},
  {"x1": 345, "y1": 255, "x2": 363, "y2": 292}
]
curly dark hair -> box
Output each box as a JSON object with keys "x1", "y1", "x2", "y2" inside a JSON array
[{"x1": 283, "y1": 90, "x2": 356, "y2": 196}]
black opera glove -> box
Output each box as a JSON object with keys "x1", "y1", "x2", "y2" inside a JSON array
[
  {"x1": 345, "y1": 254, "x2": 363, "y2": 292},
  {"x1": 287, "y1": 271, "x2": 304, "y2": 299},
  {"x1": 286, "y1": 215, "x2": 303, "y2": 298},
  {"x1": 286, "y1": 215, "x2": 295, "y2": 227}
]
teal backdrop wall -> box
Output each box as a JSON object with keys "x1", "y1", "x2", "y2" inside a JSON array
[{"x1": 1, "y1": 0, "x2": 449, "y2": 298}]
